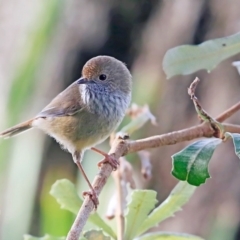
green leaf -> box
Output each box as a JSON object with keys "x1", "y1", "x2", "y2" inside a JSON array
[
  {"x1": 23, "y1": 234, "x2": 65, "y2": 240},
  {"x1": 50, "y1": 179, "x2": 116, "y2": 239},
  {"x1": 225, "y1": 132, "x2": 240, "y2": 158},
  {"x1": 172, "y1": 138, "x2": 222, "y2": 186},
  {"x1": 84, "y1": 230, "x2": 111, "y2": 240},
  {"x1": 125, "y1": 190, "x2": 157, "y2": 240},
  {"x1": 50, "y1": 179, "x2": 82, "y2": 214},
  {"x1": 137, "y1": 182, "x2": 196, "y2": 236},
  {"x1": 163, "y1": 32, "x2": 240, "y2": 78},
  {"x1": 135, "y1": 232, "x2": 204, "y2": 240}
]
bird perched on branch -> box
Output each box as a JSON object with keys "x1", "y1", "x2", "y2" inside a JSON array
[{"x1": 0, "y1": 55, "x2": 132, "y2": 208}]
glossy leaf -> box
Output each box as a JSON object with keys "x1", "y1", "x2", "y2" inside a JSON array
[
  {"x1": 163, "y1": 32, "x2": 240, "y2": 78},
  {"x1": 225, "y1": 132, "x2": 240, "y2": 159},
  {"x1": 50, "y1": 179, "x2": 82, "y2": 214},
  {"x1": 50, "y1": 179, "x2": 116, "y2": 239},
  {"x1": 135, "y1": 232, "x2": 204, "y2": 240},
  {"x1": 137, "y1": 182, "x2": 195, "y2": 236},
  {"x1": 172, "y1": 138, "x2": 222, "y2": 186},
  {"x1": 125, "y1": 190, "x2": 157, "y2": 240}
]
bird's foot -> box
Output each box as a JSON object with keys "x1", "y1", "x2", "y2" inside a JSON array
[
  {"x1": 91, "y1": 147, "x2": 120, "y2": 170},
  {"x1": 83, "y1": 189, "x2": 99, "y2": 210},
  {"x1": 97, "y1": 154, "x2": 120, "y2": 170}
]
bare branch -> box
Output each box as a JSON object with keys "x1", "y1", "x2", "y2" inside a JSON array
[
  {"x1": 67, "y1": 120, "x2": 240, "y2": 239},
  {"x1": 188, "y1": 77, "x2": 224, "y2": 138},
  {"x1": 188, "y1": 77, "x2": 200, "y2": 98},
  {"x1": 106, "y1": 158, "x2": 135, "y2": 219},
  {"x1": 216, "y1": 101, "x2": 240, "y2": 122},
  {"x1": 66, "y1": 136, "x2": 128, "y2": 240},
  {"x1": 114, "y1": 168, "x2": 124, "y2": 240}
]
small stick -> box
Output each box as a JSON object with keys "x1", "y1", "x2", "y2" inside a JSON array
[
  {"x1": 188, "y1": 77, "x2": 224, "y2": 138},
  {"x1": 216, "y1": 101, "x2": 240, "y2": 122},
  {"x1": 115, "y1": 168, "x2": 124, "y2": 240},
  {"x1": 66, "y1": 137, "x2": 127, "y2": 240}
]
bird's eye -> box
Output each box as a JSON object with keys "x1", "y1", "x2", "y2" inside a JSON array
[{"x1": 99, "y1": 74, "x2": 107, "y2": 81}]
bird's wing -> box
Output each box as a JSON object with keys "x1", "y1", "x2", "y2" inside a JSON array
[{"x1": 37, "y1": 81, "x2": 84, "y2": 118}]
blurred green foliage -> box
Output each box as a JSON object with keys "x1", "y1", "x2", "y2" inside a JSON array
[
  {"x1": 7, "y1": 0, "x2": 64, "y2": 122},
  {"x1": 0, "y1": 0, "x2": 65, "y2": 239},
  {"x1": 163, "y1": 32, "x2": 240, "y2": 79},
  {"x1": 28, "y1": 180, "x2": 199, "y2": 240}
]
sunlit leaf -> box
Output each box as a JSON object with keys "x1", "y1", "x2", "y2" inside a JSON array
[
  {"x1": 135, "y1": 232, "x2": 204, "y2": 240},
  {"x1": 225, "y1": 132, "x2": 240, "y2": 159},
  {"x1": 50, "y1": 179, "x2": 116, "y2": 239},
  {"x1": 50, "y1": 179, "x2": 82, "y2": 214},
  {"x1": 23, "y1": 234, "x2": 65, "y2": 240},
  {"x1": 172, "y1": 138, "x2": 222, "y2": 186},
  {"x1": 163, "y1": 32, "x2": 240, "y2": 78},
  {"x1": 84, "y1": 230, "x2": 111, "y2": 240},
  {"x1": 137, "y1": 182, "x2": 195, "y2": 236},
  {"x1": 125, "y1": 190, "x2": 157, "y2": 240}
]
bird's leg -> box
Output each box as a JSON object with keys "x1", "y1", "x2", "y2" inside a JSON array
[
  {"x1": 73, "y1": 151, "x2": 99, "y2": 209},
  {"x1": 91, "y1": 147, "x2": 119, "y2": 170}
]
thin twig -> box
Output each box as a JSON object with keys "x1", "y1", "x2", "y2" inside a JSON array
[
  {"x1": 127, "y1": 122, "x2": 240, "y2": 154},
  {"x1": 115, "y1": 168, "x2": 124, "y2": 240},
  {"x1": 216, "y1": 101, "x2": 240, "y2": 122},
  {"x1": 188, "y1": 77, "x2": 224, "y2": 138},
  {"x1": 66, "y1": 136, "x2": 128, "y2": 240},
  {"x1": 138, "y1": 151, "x2": 152, "y2": 180},
  {"x1": 188, "y1": 78, "x2": 216, "y2": 123}
]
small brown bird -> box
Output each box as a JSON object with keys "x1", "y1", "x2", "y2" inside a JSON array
[{"x1": 0, "y1": 55, "x2": 132, "y2": 207}]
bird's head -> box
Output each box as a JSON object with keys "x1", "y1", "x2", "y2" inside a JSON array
[{"x1": 78, "y1": 56, "x2": 132, "y2": 95}]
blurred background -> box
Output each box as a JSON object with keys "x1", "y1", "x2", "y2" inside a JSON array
[{"x1": 1, "y1": 0, "x2": 240, "y2": 239}]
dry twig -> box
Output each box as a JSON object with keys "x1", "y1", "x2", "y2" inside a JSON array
[
  {"x1": 138, "y1": 150, "x2": 152, "y2": 180},
  {"x1": 216, "y1": 101, "x2": 240, "y2": 123},
  {"x1": 114, "y1": 168, "x2": 124, "y2": 240}
]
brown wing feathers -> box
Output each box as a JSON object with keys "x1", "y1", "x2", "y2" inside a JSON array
[
  {"x1": 0, "y1": 81, "x2": 82, "y2": 138},
  {"x1": 37, "y1": 81, "x2": 82, "y2": 118}
]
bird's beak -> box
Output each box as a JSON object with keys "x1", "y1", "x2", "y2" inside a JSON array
[{"x1": 77, "y1": 78, "x2": 95, "y2": 85}]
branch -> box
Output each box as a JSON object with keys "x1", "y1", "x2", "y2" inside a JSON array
[
  {"x1": 66, "y1": 136, "x2": 128, "y2": 240},
  {"x1": 114, "y1": 167, "x2": 124, "y2": 240},
  {"x1": 67, "y1": 121, "x2": 240, "y2": 239},
  {"x1": 67, "y1": 78, "x2": 240, "y2": 240},
  {"x1": 106, "y1": 158, "x2": 135, "y2": 220},
  {"x1": 188, "y1": 77, "x2": 224, "y2": 138},
  {"x1": 216, "y1": 101, "x2": 240, "y2": 122}
]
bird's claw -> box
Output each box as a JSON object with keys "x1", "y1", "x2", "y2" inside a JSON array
[
  {"x1": 83, "y1": 189, "x2": 99, "y2": 209},
  {"x1": 97, "y1": 155, "x2": 120, "y2": 170}
]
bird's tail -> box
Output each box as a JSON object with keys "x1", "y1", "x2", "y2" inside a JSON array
[{"x1": 0, "y1": 119, "x2": 34, "y2": 138}]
